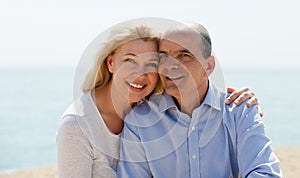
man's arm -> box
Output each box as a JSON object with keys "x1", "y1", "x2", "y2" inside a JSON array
[{"x1": 233, "y1": 104, "x2": 282, "y2": 177}]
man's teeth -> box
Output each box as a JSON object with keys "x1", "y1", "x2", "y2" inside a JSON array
[
  {"x1": 129, "y1": 83, "x2": 144, "y2": 89},
  {"x1": 168, "y1": 76, "x2": 180, "y2": 80}
]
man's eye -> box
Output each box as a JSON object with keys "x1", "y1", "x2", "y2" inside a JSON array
[
  {"x1": 177, "y1": 53, "x2": 193, "y2": 61},
  {"x1": 178, "y1": 53, "x2": 190, "y2": 58}
]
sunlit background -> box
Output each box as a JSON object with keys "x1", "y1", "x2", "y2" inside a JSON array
[{"x1": 0, "y1": 0, "x2": 299, "y2": 172}]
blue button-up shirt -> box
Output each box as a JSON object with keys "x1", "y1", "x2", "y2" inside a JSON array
[{"x1": 117, "y1": 84, "x2": 282, "y2": 178}]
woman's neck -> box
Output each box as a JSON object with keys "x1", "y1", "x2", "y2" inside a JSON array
[{"x1": 93, "y1": 81, "x2": 130, "y2": 134}]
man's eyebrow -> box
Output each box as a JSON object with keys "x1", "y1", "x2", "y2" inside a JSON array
[
  {"x1": 179, "y1": 49, "x2": 192, "y2": 53},
  {"x1": 158, "y1": 50, "x2": 168, "y2": 54},
  {"x1": 158, "y1": 49, "x2": 192, "y2": 54}
]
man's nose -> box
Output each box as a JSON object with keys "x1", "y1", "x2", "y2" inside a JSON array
[{"x1": 160, "y1": 57, "x2": 180, "y2": 70}]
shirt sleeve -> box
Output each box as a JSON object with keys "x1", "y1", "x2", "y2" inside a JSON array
[
  {"x1": 117, "y1": 113, "x2": 152, "y2": 178},
  {"x1": 234, "y1": 105, "x2": 282, "y2": 177},
  {"x1": 56, "y1": 115, "x2": 93, "y2": 178}
]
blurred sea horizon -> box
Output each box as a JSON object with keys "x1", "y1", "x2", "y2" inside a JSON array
[{"x1": 0, "y1": 67, "x2": 299, "y2": 172}]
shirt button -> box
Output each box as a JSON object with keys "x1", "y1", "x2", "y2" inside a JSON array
[
  {"x1": 192, "y1": 154, "x2": 197, "y2": 159},
  {"x1": 191, "y1": 126, "x2": 196, "y2": 131}
]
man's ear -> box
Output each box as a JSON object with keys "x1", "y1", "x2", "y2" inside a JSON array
[
  {"x1": 205, "y1": 56, "x2": 215, "y2": 76},
  {"x1": 106, "y1": 54, "x2": 114, "y2": 73}
]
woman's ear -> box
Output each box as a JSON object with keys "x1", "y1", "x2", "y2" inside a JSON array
[
  {"x1": 106, "y1": 54, "x2": 114, "y2": 73},
  {"x1": 205, "y1": 56, "x2": 215, "y2": 76}
]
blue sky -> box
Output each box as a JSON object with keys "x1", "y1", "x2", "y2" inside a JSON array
[{"x1": 0, "y1": 0, "x2": 299, "y2": 69}]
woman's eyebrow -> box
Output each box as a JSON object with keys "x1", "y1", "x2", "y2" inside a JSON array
[{"x1": 122, "y1": 52, "x2": 137, "y2": 56}]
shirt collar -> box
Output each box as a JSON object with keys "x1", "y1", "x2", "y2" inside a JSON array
[
  {"x1": 149, "y1": 92, "x2": 177, "y2": 113},
  {"x1": 156, "y1": 81, "x2": 223, "y2": 113},
  {"x1": 202, "y1": 81, "x2": 223, "y2": 111}
]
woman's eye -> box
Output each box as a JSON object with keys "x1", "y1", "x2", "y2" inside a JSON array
[
  {"x1": 159, "y1": 53, "x2": 168, "y2": 59},
  {"x1": 146, "y1": 63, "x2": 158, "y2": 68},
  {"x1": 125, "y1": 58, "x2": 135, "y2": 63}
]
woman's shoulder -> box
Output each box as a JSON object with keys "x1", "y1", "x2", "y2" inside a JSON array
[
  {"x1": 61, "y1": 92, "x2": 94, "y2": 117},
  {"x1": 56, "y1": 115, "x2": 86, "y2": 149},
  {"x1": 58, "y1": 92, "x2": 96, "y2": 137}
]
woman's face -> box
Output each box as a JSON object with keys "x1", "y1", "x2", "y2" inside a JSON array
[{"x1": 107, "y1": 39, "x2": 159, "y2": 104}]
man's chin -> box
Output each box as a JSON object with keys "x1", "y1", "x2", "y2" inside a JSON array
[{"x1": 164, "y1": 87, "x2": 180, "y2": 96}]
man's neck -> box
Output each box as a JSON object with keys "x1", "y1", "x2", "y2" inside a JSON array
[{"x1": 174, "y1": 81, "x2": 209, "y2": 117}]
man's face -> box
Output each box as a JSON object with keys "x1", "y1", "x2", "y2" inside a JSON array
[{"x1": 158, "y1": 32, "x2": 210, "y2": 102}]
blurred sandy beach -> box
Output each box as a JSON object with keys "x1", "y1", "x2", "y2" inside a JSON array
[{"x1": 0, "y1": 147, "x2": 298, "y2": 178}]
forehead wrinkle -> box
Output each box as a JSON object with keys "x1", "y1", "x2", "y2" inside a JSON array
[
  {"x1": 159, "y1": 42, "x2": 193, "y2": 55},
  {"x1": 162, "y1": 31, "x2": 202, "y2": 50},
  {"x1": 159, "y1": 41, "x2": 184, "y2": 54},
  {"x1": 149, "y1": 58, "x2": 159, "y2": 62}
]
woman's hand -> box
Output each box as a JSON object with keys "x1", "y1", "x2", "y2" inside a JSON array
[{"x1": 225, "y1": 87, "x2": 263, "y2": 117}]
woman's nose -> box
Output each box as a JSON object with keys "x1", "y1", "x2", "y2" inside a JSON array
[{"x1": 132, "y1": 65, "x2": 146, "y2": 77}]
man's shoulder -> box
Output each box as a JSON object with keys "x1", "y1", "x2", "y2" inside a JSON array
[
  {"x1": 224, "y1": 94, "x2": 256, "y2": 114},
  {"x1": 223, "y1": 94, "x2": 260, "y2": 126},
  {"x1": 132, "y1": 93, "x2": 172, "y2": 112},
  {"x1": 125, "y1": 93, "x2": 172, "y2": 127}
]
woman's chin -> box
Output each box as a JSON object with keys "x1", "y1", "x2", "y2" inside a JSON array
[{"x1": 129, "y1": 96, "x2": 144, "y2": 104}]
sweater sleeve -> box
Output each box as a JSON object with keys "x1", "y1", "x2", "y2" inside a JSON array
[{"x1": 56, "y1": 115, "x2": 93, "y2": 178}]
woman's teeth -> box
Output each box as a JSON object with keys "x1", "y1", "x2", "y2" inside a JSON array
[{"x1": 129, "y1": 83, "x2": 144, "y2": 89}]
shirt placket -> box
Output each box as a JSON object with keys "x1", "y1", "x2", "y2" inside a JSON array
[{"x1": 188, "y1": 118, "x2": 200, "y2": 177}]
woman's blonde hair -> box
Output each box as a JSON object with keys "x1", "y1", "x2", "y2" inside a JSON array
[{"x1": 81, "y1": 23, "x2": 163, "y2": 94}]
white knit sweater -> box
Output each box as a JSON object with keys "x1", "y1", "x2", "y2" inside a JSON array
[{"x1": 56, "y1": 91, "x2": 120, "y2": 178}]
